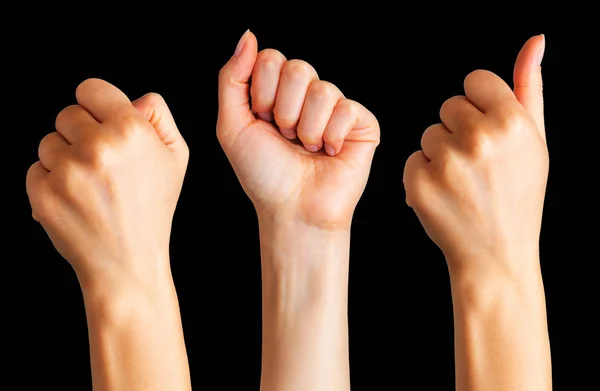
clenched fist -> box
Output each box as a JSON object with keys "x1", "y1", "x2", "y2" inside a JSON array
[
  {"x1": 217, "y1": 30, "x2": 380, "y2": 230},
  {"x1": 404, "y1": 35, "x2": 548, "y2": 278},
  {"x1": 26, "y1": 79, "x2": 189, "y2": 289}
]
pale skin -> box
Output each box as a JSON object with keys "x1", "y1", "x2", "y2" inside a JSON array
[
  {"x1": 217, "y1": 30, "x2": 380, "y2": 391},
  {"x1": 26, "y1": 81, "x2": 191, "y2": 390},
  {"x1": 404, "y1": 34, "x2": 552, "y2": 390},
  {"x1": 24, "y1": 32, "x2": 550, "y2": 390}
]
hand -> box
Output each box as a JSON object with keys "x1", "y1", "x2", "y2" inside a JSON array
[
  {"x1": 403, "y1": 35, "x2": 548, "y2": 277},
  {"x1": 217, "y1": 30, "x2": 380, "y2": 230},
  {"x1": 26, "y1": 79, "x2": 189, "y2": 289}
]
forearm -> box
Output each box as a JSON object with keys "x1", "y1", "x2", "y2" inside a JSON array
[
  {"x1": 81, "y1": 265, "x2": 191, "y2": 391},
  {"x1": 450, "y1": 262, "x2": 552, "y2": 391},
  {"x1": 258, "y1": 218, "x2": 351, "y2": 391}
]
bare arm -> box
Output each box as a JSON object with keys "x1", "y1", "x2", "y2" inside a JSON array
[
  {"x1": 216, "y1": 30, "x2": 379, "y2": 391},
  {"x1": 82, "y1": 268, "x2": 190, "y2": 391},
  {"x1": 26, "y1": 81, "x2": 192, "y2": 390},
  {"x1": 258, "y1": 220, "x2": 350, "y2": 391},
  {"x1": 403, "y1": 34, "x2": 551, "y2": 390},
  {"x1": 450, "y1": 263, "x2": 551, "y2": 390}
]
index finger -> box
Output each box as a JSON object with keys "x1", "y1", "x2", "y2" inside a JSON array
[
  {"x1": 464, "y1": 69, "x2": 518, "y2": 113},
  {"x1": 75, "y1": 78, "x2": 136, "y2": 122}
]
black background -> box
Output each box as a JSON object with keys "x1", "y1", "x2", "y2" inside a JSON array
[{"x1": 7, "y1": 12, "x2": 596, "y2": 390}]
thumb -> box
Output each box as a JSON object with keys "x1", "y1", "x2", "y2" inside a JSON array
[
  {"x1": 513, "y1": 34, "x2": 546, "y2": 142},
  {"x1": 216, "y1": 30, "x2": 258, "y2": 145},
  {"x1": 132, "y1": 92, "x2": 189, "y2": 163}
]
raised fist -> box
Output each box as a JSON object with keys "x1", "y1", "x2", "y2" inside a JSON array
[
  {"x1": 217, "y1": 30, "x2": 380, "y2": 230},
  {"x1": 26, "y1": 79, "x2": 189, "y2": 288}
]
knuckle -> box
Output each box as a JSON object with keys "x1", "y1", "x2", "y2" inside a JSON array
[
  {"x1": 283, "y1": 59, "x2": 316, "y2": 80},
  {"x1": 55, "y1": 105, "x2": 79, "y2": 128},
  {"x1": 113, "y1": 114, "x2": 145, "y2": 138},
  {"x1": 439, "y1": 95, "x2": 464, "y2": 117},
  {"x1": 308, "y1": 80, "x2": 338, "y2": 101},
  {"x1": 335, "y1": 99, "x2": 359, "y2": 118},
  {"x1": 141, "y1": 92, "x2": 164, "y2": 107},
  {"x1": 464, "y1": 131, "x2": 493, "y2": 158},
  {"x1": 25, "y1": 162, "x2": 43, "y2": 191},
  {"x1": 75, "y1": 78, "x2": 102, "y2": 98},
  {"x1": 495, "y1": 107, "x2": 524, "y2": 131},
  {"x1": 257, "y1": 49, "x2": 286, "y2": 68},
  {"x1": 403, "y1": 156, "x2": 427, "y2": 207},
  {"x1": 31, "y1": 195, "x2": 54, "y2": 223},
  {"x1": 420, "y1": 125, "x2": 435, "y2": 147},
  {"x1": 38, "y1": 132, "x2": 55, "y2": 154},
  {"x1": 464, "y1": 69, "x2": 492, "y2": 86},
  {"x1": 85, "y1": 139, "x2": 115, "y2": 170}
]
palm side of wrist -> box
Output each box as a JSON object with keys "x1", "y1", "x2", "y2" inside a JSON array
[
  {"x1": 255, "y1": 203, "x2": 354, "y2": 233},
  {"x1": 258, "y1": 215, "x2": 351, "y2": 306}
]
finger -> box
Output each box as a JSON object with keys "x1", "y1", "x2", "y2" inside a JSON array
[
  {"x1": 273, "y1": 59, "x2": 319, "y2": 139},
  {"x1": 75, "y1": 78, "x2": 137, "y2": 122},
  {"x1": 323, "y1": 99, "x2": 379, "y2": 158},
  {"x1": 132, "y1": 92, "x2": 189, "y2": 164},
  {"x1": 217, "y1": 30, "x2": 259, "y2": 146},
  {"x1": 420, "y1": 124, "x2": 451, "y2": 161},
  {"x1": 464, "y1": 69, "x2": 519, "y2": 113},
  {"x1": 403, "y1": 150, "x2": 429, "y2": 208},
  {"x1": 439, "y1": 95, "x2": 484, "y2": 133},
  {"x1": 38, "y1": 132, "x2": 70, "y2": 171},
  {"x1": 55, "y1": 104, "x2": 98, "y2": 143},
  {"x1": 513, "y1": 34, "x2": 546, "y2": 142},
  {"x1": 26, "y1": 161, "x2": 49, "y2": 221},
  {"x1": 250, "y1": 49, "x2": 287, "y2": 122},
  {"x1": 297, "y1": 81, "x2": 343, "y2": 152}
]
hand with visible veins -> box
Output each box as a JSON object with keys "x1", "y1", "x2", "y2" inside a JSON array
[
  {"x1": 26, "y1": 80, "x2": 191, "y2": 391},
  {"x1": 404, "y1": 35, "x2": 552, "y2": 391},
  {"x1": 217, "y1": 30, "x2": 380, "y2": 391}
]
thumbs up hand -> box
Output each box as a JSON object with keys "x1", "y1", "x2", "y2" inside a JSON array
[
  {"x1": 217, "y1": 31, "x2": 380, "y2": 230},
  {"x1": 403, "y1": 35, "x2": 548, "y2": 278}
]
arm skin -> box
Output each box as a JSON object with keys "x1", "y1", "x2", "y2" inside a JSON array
[
  {"x1": 81, "y1": 264, "x2": 191, "y2": 391},
  {"x1": 258, "y1": 219, "x2": 350, "y2": 391},
  {"x1": 26, "y1": 81, "x2": 192, "y2": 390},
  {"x1": 403, "y1": 34, "x2": 552, "y2": 390},
  {"x1": 216, "y1": 30, "x2": 379, "y2": 391},
  {"x1": 450, "y1": 263, "x2": 552, "y2": 391}
]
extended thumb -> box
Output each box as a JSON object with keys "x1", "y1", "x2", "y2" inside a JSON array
[
  {"x1": 513, "y1": 34, "x2": 546, "y2": 142},
  {"x1": 216, "y1": 30, "x2": 258, "y2": 145}
]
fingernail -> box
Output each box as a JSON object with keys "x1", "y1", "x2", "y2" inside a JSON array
[
  {"x1": 257, "y1": 112, "x2": 273, "y2": 122},
  {"x1": 324, "y1": 144, "x2": 335, "y2": 156},
  {"x1": 537, "y1": 34, "x2": 545, "y2": 65},
  {"x1": 305, "y1": 144, "x2": 320, "y2": 152},
  {"x1": 280, "y1": 129, "x2": 297, "y2": 140},
  {"x1": 234, "y1": 29, "x2": 250, "y2": 57}
]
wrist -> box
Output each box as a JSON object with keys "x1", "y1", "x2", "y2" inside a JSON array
[
  {"x1": 258, "y1": 216, "x2": 350, "y2": 269},
  {"x1": 80, "y1": 261, "x2": 177, "y2": 322},
  {"x1": 258, "y1": 216, "x2": 350, "y2": 311},
  {"x1": 256, "y1": 207, "x2": 353, "y2": 233},
  {"x1": 449, "y1": 260, "x2": 546, "y2": 311},
  {"x1": 446, "y1": 249, "x2": 542, "y2": 286},
  {"x1": 76, "y1": 251, "x2": 173, "y2": 295}
]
